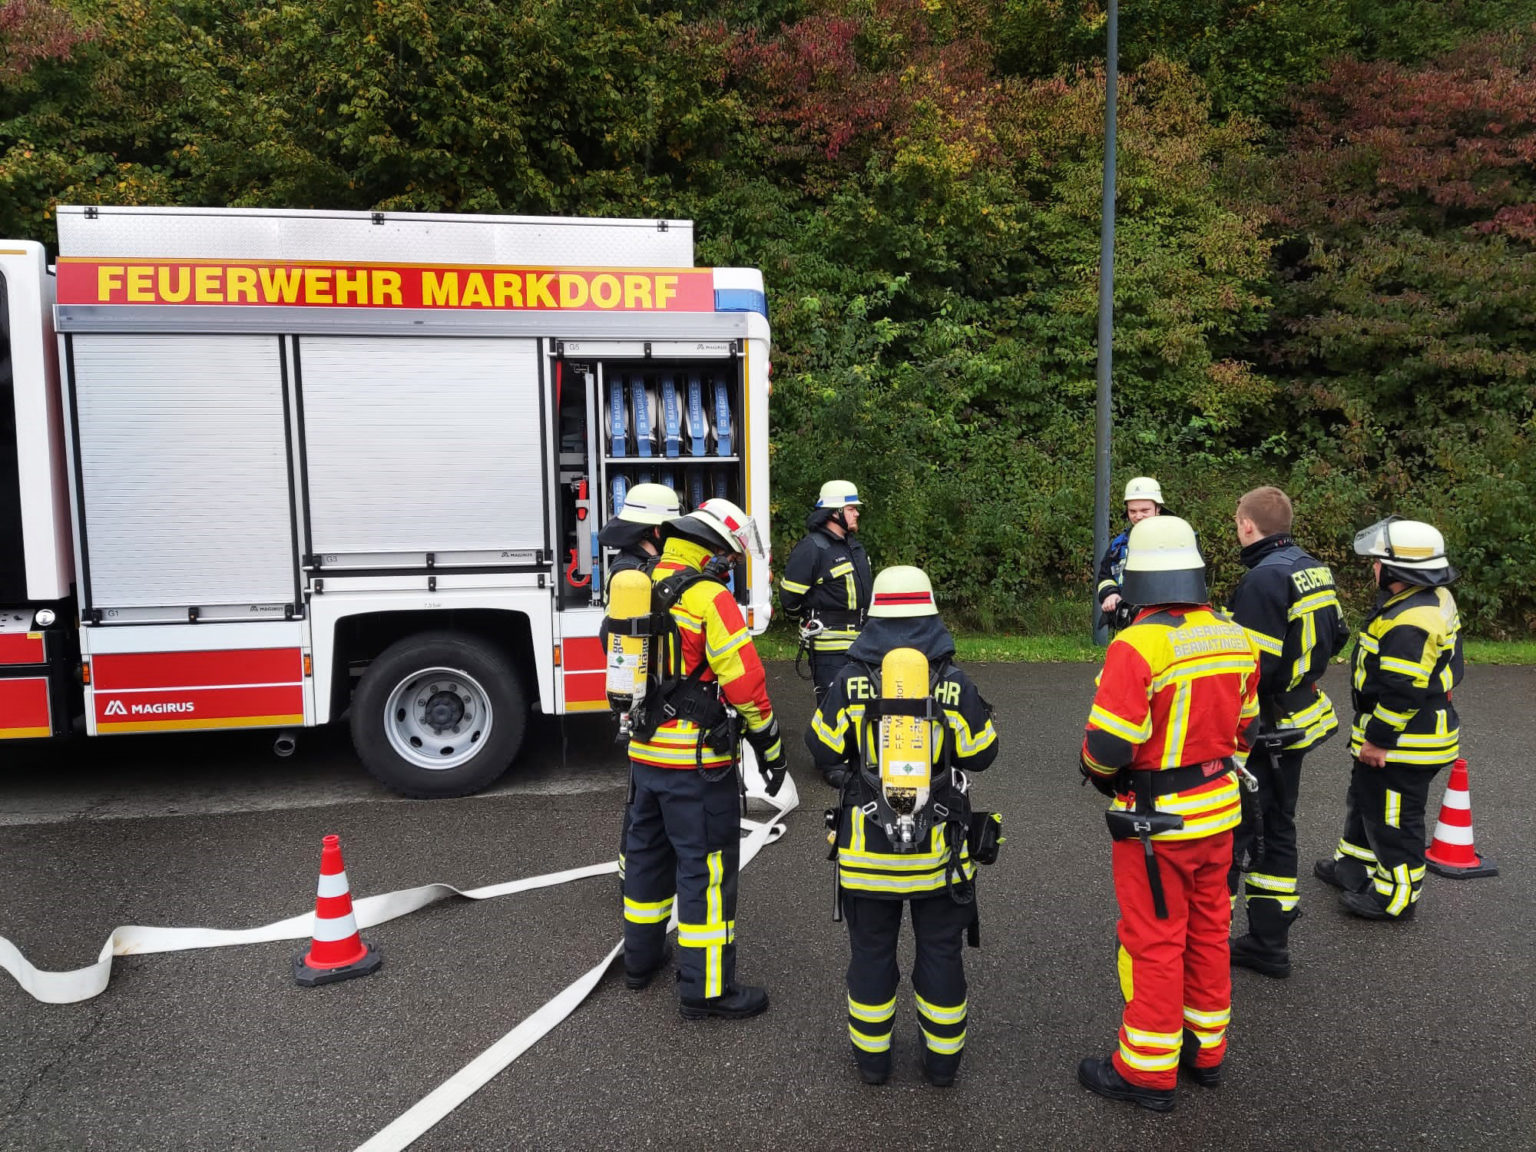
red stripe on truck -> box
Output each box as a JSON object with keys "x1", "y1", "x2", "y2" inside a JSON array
[{"x1": 93, "y1": 648, "x2": 303, "y2": 690}]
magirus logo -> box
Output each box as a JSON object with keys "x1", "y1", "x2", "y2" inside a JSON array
[{"x1": 102, "y1": 699, "x2": 194, "y2": 717}]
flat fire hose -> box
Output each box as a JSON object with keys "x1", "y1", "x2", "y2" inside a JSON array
[{"x1": 0, "y1": 756, "x2": 797, "y2": 1151}]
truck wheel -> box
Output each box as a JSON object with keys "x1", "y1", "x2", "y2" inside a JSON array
[{"x1": 350, "y1": 632, "x2": 527, "y2": 798}]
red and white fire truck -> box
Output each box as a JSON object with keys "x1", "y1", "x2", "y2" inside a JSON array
[{"x1": 0, "y1": 206, "x2": 771, "y2": 796}]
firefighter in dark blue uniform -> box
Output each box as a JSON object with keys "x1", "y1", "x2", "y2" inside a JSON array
[
  {"x1": 1096, "y1": 477, "x2": 1165, "y2": 630},
  {"x1": 1226, "y1": 486, "x2": 1348, "y2": 977},
  {"x1": 807, "y1": 566, "x2": 999, "y2": 1088},
  {"x1": 599, "y1": 482, "x2": 680, "y2": 590},
  {"x1": 780, "y1": 480, "x2": 873, "y2": 708},
  {"x1": 1314, "y1": 517, "x2": 1463, "y2": 921}
]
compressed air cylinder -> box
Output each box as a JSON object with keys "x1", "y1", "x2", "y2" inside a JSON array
[
  {"x1": 660, "y1": 375, "x2": 682, "y2": 457},
  {"x1": 879, "y1": 647, "x2": 933, "y2": 827},
  {"x1": 605, "y1": 568, "x2": 654, "y2": 722}
]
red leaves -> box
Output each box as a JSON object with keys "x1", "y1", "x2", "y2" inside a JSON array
[
  {"x1": 0, "y1": 0, "x2": 91, "y2": 83},
  {"x1": 1280, "y1": 30, "x2": 1536, "y2": 237}
]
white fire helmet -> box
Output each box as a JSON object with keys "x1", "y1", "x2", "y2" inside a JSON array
[
  {"x1": 615, "y1": 482, "x2": 682, "y2": 526},
  {"x1": 673, "y1": 497, "x2": 766, "y2": 559},
  {"x1": 1121, "y1": 516, "x2": 1207, "y2": 606},
  {"x1": 816, "y1": 480, "x2": 863, "y2": 509},
  {"x1": 1354, "y1": 516, "x2": 1457, "y2": 586},
  {"x1": 867, "y1": 566, "x2": 938, "y2": 619},
  {"x1": 1123, "y1": 476, "x2": 1165, "y2": 507}
]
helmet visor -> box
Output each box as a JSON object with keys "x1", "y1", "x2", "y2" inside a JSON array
[{"x1": 1353, "y1": 515, "x2": 1402, "y2": 558}]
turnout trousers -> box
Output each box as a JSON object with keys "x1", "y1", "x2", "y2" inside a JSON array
[
  {"x1": 809, "y1": 647, "x2": 851, "y2": 703},
  {"x1": 1230, "y1": 749, "x2": 1304, "y2": 941},
  {"x1": 1111, "y1": 831, "x2": 1233, "y2": 1090},
  {"x1": 1335, "y1": 759, "x2": 1442, "y2": 917},
  {"x1": 843, "y1": 892, "x2": 972, "y2": 1081},
  {"x1": 622, "y1": 760, "x2": 741, "y2": 999}
]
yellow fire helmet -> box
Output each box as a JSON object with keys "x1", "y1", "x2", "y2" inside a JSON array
[
  {"x1": 867, "y1": 565, "x2": 938, "y2": 619},
  {"x1": 615, "y1": 482, "x2": 682, "y2": 526},
  {"x1": 1121, "y1": 516, "x2": 1207, "y2": 606}
]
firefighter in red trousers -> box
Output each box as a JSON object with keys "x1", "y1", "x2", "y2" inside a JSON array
[{"x1": 1077, "y1": 516, "x2": 1260, "y2": 1112}]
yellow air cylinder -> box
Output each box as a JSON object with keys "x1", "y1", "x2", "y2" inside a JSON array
[
  {"x1": 605, "y1": 568, "x2": 654, "y2": 722},
  {"x1": 878, "y1": 646, "x2": 932, "y2": 822}
]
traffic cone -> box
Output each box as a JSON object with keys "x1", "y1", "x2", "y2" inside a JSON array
[
  {"x1": 294, "y1": 834, "x2": 383, "y2": 986},
  {"x1": 1425, "y1": 759, "x2": 1498, "y2": 879}
]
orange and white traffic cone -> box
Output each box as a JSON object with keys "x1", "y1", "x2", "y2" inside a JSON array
[
  {"x1": 294, "y1": 834, "x2": 383, "y2": 986},
  {"x1": 1425, "y1": 759, "x2": 1498, "y2": 879}
]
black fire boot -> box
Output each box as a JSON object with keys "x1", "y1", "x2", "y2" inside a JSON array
[
  {"x1": 919, "y1": 1051, "x2": 962, "y2": 1088},
  {"x1": 1178, "y1": 1030, "x2": 1221, "y2": 1089},
  {"x1": 1313, "y1": 856, "x2": 1370, "y2": 893},
  {"x1": 679, "y1": 983, "x2": 770, "y2": 1020},
  {"x1": 1340, "y1": 889, "x2": 1416, "y2": 922},
  {"x1": 624, "y1": 943, "x2": 673, "y2": 991},
  {"x1": 1231, "y1": 903, "x2": 1296, "y2": 979},
  {"x1": 1077, "y1": 1056, "x2": 1175, "y2": 1112},
  {"x1": 855, "y1": 1053, "x2": 891, "y2": 1086}
]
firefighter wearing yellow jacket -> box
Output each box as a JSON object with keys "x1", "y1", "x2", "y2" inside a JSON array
[
  {"x1": 1314, "y1": 517, "x2": 1463, "y2": 921},
  {"x1": 621, "y1": 498, "x2": 788, "y2": 1019},
  {"x1": 807, "y1": 566, "x2": 999, "y2": 1088}
]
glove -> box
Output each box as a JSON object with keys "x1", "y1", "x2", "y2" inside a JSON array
[
  {"x1": 1079, "y1": 755, "x2": 1118, "y2": 798},
  {"x1": 821, "y1": 764, "x2": 854, "y2": 790},
  {"x1": 747, "y1": 720, "x2": 789, "y2": 797}
]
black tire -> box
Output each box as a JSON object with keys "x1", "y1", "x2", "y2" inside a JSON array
[{"x1": 349, "y1": 631, "x2": 527, "y2": 798}]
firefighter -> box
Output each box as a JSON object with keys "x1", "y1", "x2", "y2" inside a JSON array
[
  {"x1": 604, "y1": 482, "x2": 682, "y2": 899},
  {"x1": 1078, "y1": 516, "x2": 1260, "y2": 1112},
  {"x1": 779, "y1": 480, "x2": 873, "y2": 711},
  {"x1": 1096, "y1": 476, "x2": 1165, "y2": 629},
  {"x1": 1225, "y1": 486, "x2": 1348, "y2": 978},
  {"x1": 598, "y1": 482, "x2": 681, "y2": 590},
  {"x1": 1313, "y1": 517, "x2": 1462, "y2": 920},
  {"x1": 807, "y1": 566, "x2": 999, "y2": 1088},
  {"x1": 621, "y1": 498, "x2": 789, "y2": 1019}
]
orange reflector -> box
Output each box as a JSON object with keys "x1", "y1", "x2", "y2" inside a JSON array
[
  {"x1": 303, "y1": 653, "x2": 313, "y2": 677},
  {"x1": 748, "y1": 608, "x2": 756, "y2": 629},
  {"x1": 554, "y1": 644, "x2": 563, "y2": 668},
  {"x1": 80, "y1": 659, "x2": 91, "y2": 685}
]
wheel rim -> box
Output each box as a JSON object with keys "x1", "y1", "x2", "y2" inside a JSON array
[{"x1": 383, "y1": 666, "x2": 494, "y2": 771}]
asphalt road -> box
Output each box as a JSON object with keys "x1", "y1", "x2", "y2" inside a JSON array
[{"x1": 2, "y1": 663, "x2": 1532, "y2": 1151}]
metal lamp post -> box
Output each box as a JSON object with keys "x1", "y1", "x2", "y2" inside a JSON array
[{"x1": 1091, "y1": 0, "x2": 1119, "y2": 646}]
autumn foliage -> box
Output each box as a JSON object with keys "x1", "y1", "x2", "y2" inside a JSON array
[{"x1": 0, "y1": 0, "x2": 1533, "y2": 632}]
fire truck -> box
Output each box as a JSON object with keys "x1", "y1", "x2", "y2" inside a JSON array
[{"x1": 0, "y1": 206, "x2": 771, "y2": 796}]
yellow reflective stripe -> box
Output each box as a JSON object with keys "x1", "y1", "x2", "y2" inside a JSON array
[
  {"x1": 829, "y1": 562, "x2": 853, "y2": 577},
  {"x1": 1152, "y1": 655, "x2": 1258, "y2": 691},
  {"x1": 837, "y1": 865, "x2": 974, "y2": 894},
  {"x1": 849, "y1": 1025, "x2": 892, "y2": 1052},
  {"x1": 1118, "y1": 1042, "x2": 1179, "y2": 1071},
  {"x1": 1089, "y1": 703, "x2": 1152, "y2": 743},
  {"x1": 1244, "y1": 873, "x2": 1297, "y2": 894},
  {"x1": 780, "y1": 579, "x2": 810, "y2": 594},
  {"x1": 623, "y1": 895, "x2": 675, "y2": 924},
  {"x1": 1289, "y1": 590, "x2": 1339, "y2": 619},
  {"x1": 1387, "y1": 863, "x2": 1412, "y2": 915},
  {"x1": 945, "y1": 709, "x2": 997, "y2": 756},
  {"x1": 812, "y1": 708, "x2": 850, "y2": 750},
  {"x1": 1358, "y1": 634, "x2": 1380, "y2": 653},
  {"x1": 914, "y1": 993, "x2": 967, "y2": 1025},
  {"x1": 1371, "y1": 703, "x2": 1413, "y2": 730},
  {"x1": 1247, "y1": 628, "x2": 1284, "y2": 657},
  {"x1": 921, "y1": 1028, "x2": 966, "y2": 1055},
  {"x1": 1123, "y1": 1026, "x2": 1182, "y2": 1048},
  {"x1": 1160, "y1": 681, "x2": 1193, "y2": 769},
  {"x1": 706, "y1": 627, "x2": 751, "y2": 661},
  {"x1": 1182, "y1": 1005, "x2": 1230, "y2": 1028},
  {"x1": 848, "y1": 995, "x2": 896, "y2": 1023},
  {"x1": 1098, "y1": 578, "x2": 1118, "y2": 593},
  {"x1": 1336, "y1": 840, "x2": 1376, "y2": 862},
  {"x1": 1378, "y1": 656, "x2": 1429, "y2": 684},
  {"x1": 839, "y1": 846, "x2": 951, "y2": 870},
  {"x1": 1385, "y1": 789, "x2": 1401, "y2": 829}
]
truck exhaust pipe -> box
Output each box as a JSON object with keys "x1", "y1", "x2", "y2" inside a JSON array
[{"x1": 273, "y1": 732, "x2": 298, "y2": 758}]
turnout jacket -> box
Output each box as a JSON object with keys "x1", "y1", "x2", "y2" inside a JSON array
[
  {"x1": 1096, "y1": 530, "x2": 1131, "y2": 609},
  {"x1": 1350, "y1": 584, "x2": 1462, "y2": 767},
  {"x1": 807, "y1": 616, "x2": 999, "y2": 898},
  {"x1": 627, "y1": 537, "x2": 778, "y2": 771},
  {"x1": 1227, "y1": 533, "x2": 1348, "y2": 750},
  {"x1": 779, "y1": 510, "x2": 873, "y2": 653},
  {"x1": 1082, "y1": 605, "x2": 1261, "y2": 841}
]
